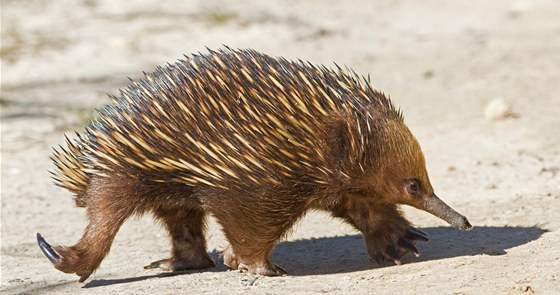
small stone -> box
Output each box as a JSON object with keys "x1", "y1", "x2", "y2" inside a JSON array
[
  {"x1": 484, "y1": 183, "x2": 497, "y2": 190},
  {"x1": 508, "y1": 1, "x2": 530, "y2": 18},
  {"x1": 484, "y1": 98, "x2": 513, "y2": 120},
  {"x1": 423, "y1": 70, "x2": 434, "y2": 79}
]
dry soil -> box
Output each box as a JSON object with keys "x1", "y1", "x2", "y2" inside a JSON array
[{"x1": 1, "y1": 0, "x2": 559, "y2": 294}]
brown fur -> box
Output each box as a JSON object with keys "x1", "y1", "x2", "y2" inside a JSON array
[{"x1": 41, "y1": 48, "x2": 470, "y2": 282}]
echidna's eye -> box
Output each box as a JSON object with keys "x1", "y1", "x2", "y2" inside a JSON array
[{"x1": 406, "y1": 179, "x2": 422, "y2": 196}]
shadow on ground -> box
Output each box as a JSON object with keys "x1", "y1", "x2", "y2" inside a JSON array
[
  {"x1": 272, "y1": 225, "x2": 547, "y2": 275},
  {"x1": 7, "y1": 225, "x2": 541, "y2": 293},
  {"x1": 93, "y1": 225, "x2": 545, "y2": 285},
  {"x1": 82, "y1": 250, "x2": 227, "y2": 288}
]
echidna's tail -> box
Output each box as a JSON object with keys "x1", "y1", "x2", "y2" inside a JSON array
[{"x1": 50, "y1": 134, "x2": 90, "y2": 207}]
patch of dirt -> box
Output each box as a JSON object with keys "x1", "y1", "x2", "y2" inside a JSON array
[{"x1": 2, "y1": 0, "x2": 559, "y2": 294}]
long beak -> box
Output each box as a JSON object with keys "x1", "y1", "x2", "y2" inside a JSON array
[{"x1": 422, "y1": 193, "x2": 472, "y2": 230}]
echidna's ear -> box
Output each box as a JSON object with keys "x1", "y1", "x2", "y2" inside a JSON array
[{"x1": 421, "y1": 193, "x2": 472, "y2": 230}]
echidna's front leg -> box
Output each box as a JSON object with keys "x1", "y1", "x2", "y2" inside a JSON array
[
  {"x1": 145, "y1": 207, "x2": 214, "y2": 271},
  {"x1": 329, "y1": 197, "x2": 429, "y2": 265}
]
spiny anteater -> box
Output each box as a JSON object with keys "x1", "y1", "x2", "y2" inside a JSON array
[{"x1": 37, "y1": 47, "x2": 472, "y2": 282}]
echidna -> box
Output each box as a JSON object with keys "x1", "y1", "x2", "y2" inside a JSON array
[{"x1": 37, "y1": 48, "x2": 471, "y2": 282}]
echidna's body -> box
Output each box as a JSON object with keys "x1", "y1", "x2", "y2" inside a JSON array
[
  {"x1": 53, "y1": 49, "x2": 399, "y2": 200},
  {"x1": 38, "y1": 48, "x2": 471, "y2": 282}
]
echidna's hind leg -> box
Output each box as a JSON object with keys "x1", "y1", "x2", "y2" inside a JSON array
[
  {"x1": 145, "y1": 207, "x2": 214, "y2": 271},
  {"x1": 217, "y1": 226, "x2": 288, "y2": 276},
  {"x1": 37, "y1": 177, "x2": 137, "y2": 282},
  {"x1": 211, "y1": 198, "x2": 305, "y2": 276}
]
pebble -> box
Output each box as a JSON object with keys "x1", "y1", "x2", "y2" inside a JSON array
[
  {"x1": 484, "y1": 98, "x2": 513, "y2": 120},
  {"x1": 508, "y1": 1, "x2": 530, "y2": 18}
]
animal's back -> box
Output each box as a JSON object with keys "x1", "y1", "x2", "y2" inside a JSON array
[{"x1": 52, "y1": 48, "x2": 399, "y2": 199}]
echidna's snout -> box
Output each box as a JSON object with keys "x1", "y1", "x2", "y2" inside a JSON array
[{"x1": 422, "y1": 194, "x2": 472, "y2": 230}]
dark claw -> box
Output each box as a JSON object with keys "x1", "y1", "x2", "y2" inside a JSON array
[
  {"x1": 384, "y1": 245, "x2": 402, "y2": 265},
  {"x1": 273, "y1": 264, "x2": 287, "y2": 275},
  {"x1": 144, "y1": 260, "x2": 163, "y2": 270},
  {"x1": 406, "y1": 228, "x2": 429, "y2": 242},
  {"x1": 373, "y1": 252, "x2": 385, "y2": 265},
  {"x1": 78, "y1": 272, "x2": 93, "y2": 283},
  {"x1": 385, "y1": 246, "x2": 399, "y2": 259},
  {"x1": 412, "y1": 227, "x2": 428, "y2": 236},
  {"x1": 398, "y1": 237, "x2": 420, "y2": 257},
  {"x1": 36, "y1": 233, "x2": 61, "y2": 263}
]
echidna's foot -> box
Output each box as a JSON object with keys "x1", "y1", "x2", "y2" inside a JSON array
[
  {"x1": 221, "y1": 246, "x2": 286, "y2": 276},
  {"x1": 233, "y1": 259, "x2": 286, "y2": 276},
  {"x1": 366, "y1": 226, "x2": 429, "y2": 266},
  {"x1": 238, "y1": 261, "x2": 287, "y2": 276},
  {"x1": 36, "y1": 233, "x2": 96, "y2": 282},
  {"x1": 221, "y1": 245, "x2": 240, "y2": 269},
  {"x1": 144, "y1": 255, "x2": 215, "y2": 272}
]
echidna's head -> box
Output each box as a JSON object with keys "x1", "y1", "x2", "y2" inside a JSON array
[{"x1": 367, "y1": 118, "x2": 472, "y2": 230}]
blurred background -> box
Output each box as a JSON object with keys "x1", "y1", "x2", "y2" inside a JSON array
[{"x1": 1, "y1": 0, "x2": 559, "y2": 294}]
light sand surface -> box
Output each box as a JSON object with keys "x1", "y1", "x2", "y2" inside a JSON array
[{"x1": 1, "y1": 1, "x2": 559, "y2": 294}]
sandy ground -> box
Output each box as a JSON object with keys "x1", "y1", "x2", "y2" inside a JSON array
[{"x1": 1, "y1": 0, "x2": 560, "y2": 294}]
